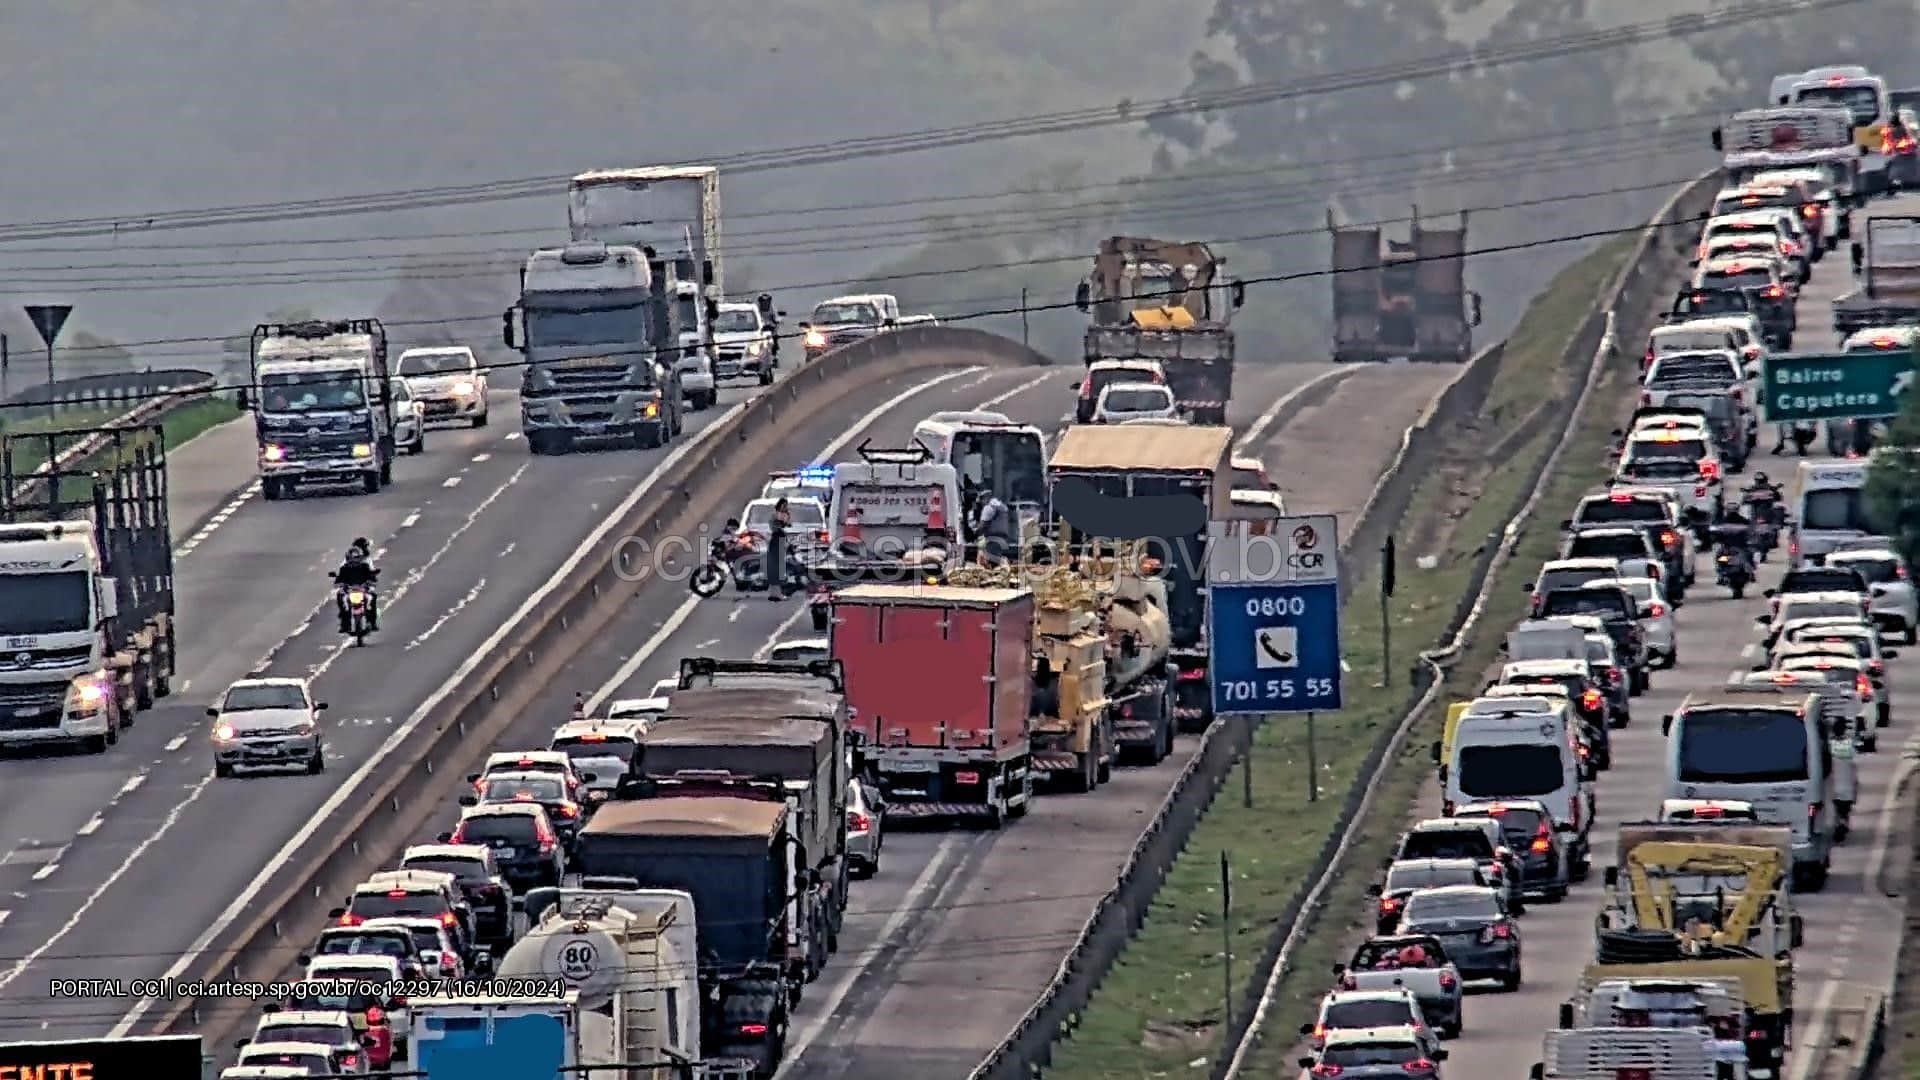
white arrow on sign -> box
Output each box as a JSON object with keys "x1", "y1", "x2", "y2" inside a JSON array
[{"x1": 1893, "y1": 370, "x2": 1915, "y2": 400}]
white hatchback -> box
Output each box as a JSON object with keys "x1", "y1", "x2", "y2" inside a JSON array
[
  {"x1": 1616, "y1": 576, "x2": 1676, "y2": 668},
  {"x1": 1093, "y1": 381, "x2": 1179, "y2": 423},
  {"x1": 1826, "y1": 547, "x2": 1920, "y2": 644}
]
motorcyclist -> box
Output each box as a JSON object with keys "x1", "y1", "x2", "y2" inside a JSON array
[
  {"x1": 333, "y1": 538, "x2": 379, "y2": 633},
  {"x1": 1743, "y1": 472, "x2": 1785, "y2": 524}
]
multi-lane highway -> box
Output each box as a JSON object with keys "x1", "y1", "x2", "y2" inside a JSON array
[
  {"x1": 1257, "y1": 192, "x2": 1920, "y2": 1079},
  {"x1": 0, "y1": 368, "x2": 816, "y2": 1037}
]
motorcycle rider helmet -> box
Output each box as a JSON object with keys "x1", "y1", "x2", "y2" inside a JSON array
[
  {"x1": 1752, "y1": 472, "x2": 1769, "y2": 486},
  {"x1": 347, "y1": 538, "x2": 370, "y2": 562}
]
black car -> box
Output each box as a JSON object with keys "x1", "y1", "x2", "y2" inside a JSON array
[
  {"x1": 1538, "y1": 584, "x2": 1648, "y2": 685},
  {"x1": 1368, "y1": 857, "x2": 1491, "y2": 933},
  {"x1": 399, "y1": 844, "x2": 514, "y2": 949},
  {"x1": 1579, "y1": 635, "x2": 1632, "y2": 721},
  {"x1": 1776, "y1": 566, "x2": 1869, "y2": 600},
  {"x1": 1566, "y1": 490, "x2": 1691, "y2": 590},
  {"x1": 1396, "y1": 885, "x2": 1522, "y2": 990},
  {"x1": 307, "y1": 926, "x2": 426, "y2": 980},
  {"x1": 1448, "y1": 801, "x2": 1570, "y2": 900},
  {"x1": 1494, "y1": 664, "x2": 1613, "y2": 766},
  {"x1": 463, "y1": 770, "x2": 586, "y2": 847},
  {"x1": 448, "y1": 805, "x2": 565, "y2": 892},
  {"x1": 1682, "y1": 280, "x2": 1792, "y2": 347}
]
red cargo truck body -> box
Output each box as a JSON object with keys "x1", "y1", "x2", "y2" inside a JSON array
[{"x1": 829, "y1": 584, "x2": 1034, "y2": 823}]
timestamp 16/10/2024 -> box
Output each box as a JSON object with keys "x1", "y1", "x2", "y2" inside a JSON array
[{"x1": 48, "y1": 976, "x2": 567, "y2": 1000}]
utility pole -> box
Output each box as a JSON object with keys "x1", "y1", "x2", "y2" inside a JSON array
[
  {"x1": 1380, "y1": 534, "x2": 1397, "y2": 688},
  {"x1": 1220, "y1": 850, "x2": 1235, "y2": 1034},
  {"x1": 1020, "y1": 287, "x2": 1030, "y2": 347}
]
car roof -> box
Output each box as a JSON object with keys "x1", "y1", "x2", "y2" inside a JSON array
[
  {"x1": 462, "y1": 802, "x2": 549, "y2": 821},
  {"x1": 605, "y1": 698, "x2": 669, "y2": 718},
  {"x1": 486, "y1": 750, "x2": 572, "y2": 768},
  {"x1": 258, "y1": 1010, "x2": 354, "y2": 1029},
  {"x1": 485, "y1": 770, "x2": 568, "y2": 786},
  {"x1": 553, "y1": 717, "x2": 646, "y2": 740},
  {"x1": 361, "y1": 869, "x2": 455, "y2": 890},
  {"x1": 1542, "y1": 557, "x2": 1621, "y2": 570},
  {"x1": 769, "y1": 637, "x2": 830, "y2": 652},
  {"x1": 1389, "y1": 856, "x2": 1481, "y2": 871},
  {"x1": 1099, "y1": 380, "x2": 1172, "y2": 395},
  {"x1": 402, "y1": 843, "x2": 491, "y2": 862},
  {"x1": 1411, "y1": 817, "x2": 1497, "y2": 833},
  {"x1": 1779, "y1": 653, "x2": 1864, "y2": 669},
  {"x1": 244, "y1": 1041, "x2": 337, "y2": 1055},
  {"x1": 1780, "y1": 590, "x2": 1865, "y2": 603},
  {"x1": 1504, "y1": 658, "x2": 1589, "y2": 674},
  {"x1": 1088, "y1": 358, "x2": 1163, "y2": 370},
  {"x1": 1828, "y1": 548, "x2": 1902, "y2": 563},
  {"x1": 1324, "y1": 987, "x2": 1420, "y2": 1004},
  {"x1": 362, "y1": 915, "x2": 447, "y2": 932},
  {"x1": 225, "y1": 676, "x2": 309, "y2": 689},
  {"x1": 1403, "y1": 884, "x2": 1497, "y2": 902},
  {"x1": 1453, "y1": 798, "x2": 1551, "y2": 814},
  {"x1": 1322, "y1": 1024, "x2": 1424, "y2": 1046},
  {"x1": 307, "y1": 953, "x2": 401, "y2": 973}
]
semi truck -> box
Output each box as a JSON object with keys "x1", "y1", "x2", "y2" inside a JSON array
[
  {"x1": 245, "y1": 319, "x2": 395, "y2": 499},
  {"x1": 1074, "y1": 236, "x2": 1242, "y2": 424},
  {"x1": 0, "y1": 421, "x2": 175, "y2": 751},
  {"x1": 828, "y1": 584, "x2": 1036, "y2": 820},
  {"x1": 1046, "y1": 423, "x2": 1232, "y2": 729},
  {"x1": 1835, "y1": 216, "x2": 1920, "y2": 337},
  {"x1": 1712, "y1": 105, "x2": 1863, "y2": 205},
  {"x1": 503, "y1": 242, "x2": 685, "y2": 455},
  {"x1": 1328, "y1": 208, "x2": 1482, "y2": 363},
  {"x1": 569, "y1": 166, "x2": 727, "y2": 412},
  {"x1": 571, "y1": 800, "x2": 799, "y2": 1077}
]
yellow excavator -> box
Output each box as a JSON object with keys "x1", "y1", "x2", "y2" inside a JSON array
[
  {"x1": 1590, "y1": 824, "x2": 1798, "y2": 1076},
  {"x1": 1074, "y1": 237, "x2": 1243, "y2": 424}
]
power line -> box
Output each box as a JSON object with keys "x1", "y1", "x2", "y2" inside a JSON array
[{"x1": 0, "y1": 0, "x2": 1834, "y2": 244}]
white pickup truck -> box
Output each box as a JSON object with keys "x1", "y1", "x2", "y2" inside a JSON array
[{"x1": 1332, "y1": 934, "x2": 1466, "y2": 1038}]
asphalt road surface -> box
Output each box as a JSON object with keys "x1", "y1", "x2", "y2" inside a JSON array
[
  {"x1": 0, "y1": 366, "x2": 812, "y2": 1039},
  {"x1": 1308, "y1": 192, "x2": 1920, "y2": 1080}
]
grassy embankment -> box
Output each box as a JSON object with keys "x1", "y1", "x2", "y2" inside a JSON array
[{"x1": 1042, "y1": 231, "x2": 1643, "y2": 1079}]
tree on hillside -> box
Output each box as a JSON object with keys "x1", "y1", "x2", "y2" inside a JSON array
[
  {"x1": 58, "y1": 331, "x2": 134, "y2": 369},
  {"x1": 1688, "y1": 6, "x2": 1920, "y2": 108},
  {"x1": 1866, "y1": 393, "x2": 1920, "y2": 568},
  {"x1": 222, "y1": 305, "x2": 319, "y2": 363}
]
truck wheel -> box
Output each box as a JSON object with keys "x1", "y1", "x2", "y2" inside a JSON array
[
  {"x1": 134, "y1": 665, "x2": 154, "y2": 711},
  {"x1": 362, "y1": 471, "x2": 381, "y2": 494},
  {"x1": 1069, "y1": 751, "x2": 1098, "y2": 793},
  {"x1": 82, "y1": 734, "x2": 108, "y2": 755},
  {"x1": 262, "y1": 478, "x2": 284, "y2": 501}
]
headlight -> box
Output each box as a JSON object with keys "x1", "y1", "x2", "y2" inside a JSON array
[
  {"x1": 644, "y1": 401, "x2": 659, "y2": 418},
  {"x1": 351, "y1": 443, "x2": 373, "y2": 458},
  {"x1": 292, "y1": 721, "x2": 315, "y2": 736},
  {"x1": 804, "y1": 329, "x2": 826, "y2": 348},
  {"x1": 262, "y1": 444, "x2": 286, "y2": 462},
  {"x1": 452, "y1": 380, "x2": 476, "y2": 396},
  {"x1": 70, "y1": 678, "x2": 107, "y2": 710},
  {"x1": 213, "y1": 723, "x2": 236, "y2": 742},
  {"x1": 746, "y1": 340, "x2": 766, "y2": 356}
]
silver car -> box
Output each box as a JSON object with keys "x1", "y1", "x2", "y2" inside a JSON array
[
  {"x1": 388, "y1": 377, "x2": 426, "y2": 455},
  {"x1": 1616, "y1": 576, "x2": 1676, "y2": 667},
  {"x1": 847, "y1": 779, "x2": 885, "y2": 877},
  {"x1": 1299, "y1": 1025, "x2": 1448, "y2": 1078},
  {"x1": 1093, "y1": 381, "x2": 1179, "y2": 423},
  {"x1": 208, "y1": 678, "x2": 326, "y2": 777},
  {"x1": 396, "y1": 345, "x2": 489, "y2": 427}
]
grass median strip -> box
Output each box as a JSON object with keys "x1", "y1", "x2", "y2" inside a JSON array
[{"x1": 1041, "y1": 236, "x2": 1641, "y2": 1079}]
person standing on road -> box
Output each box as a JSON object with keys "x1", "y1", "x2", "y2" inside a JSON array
[{"x1": 768, "y1": 497, "x2": 794, "y2": 598}]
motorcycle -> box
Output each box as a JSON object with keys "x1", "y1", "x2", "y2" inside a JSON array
[
  {"x1": 1742, "y1": 494, "x2": 1782, "y2": 558},
  {"x1": 690, "y1": 537, "x2": 745, "y2": 598},
  {"x1": 1713, "y1": 538, "x2": 1753, "y2": 598},
  {"x1": 339, "y1": 585, "x2": 374, "y2": 645}
]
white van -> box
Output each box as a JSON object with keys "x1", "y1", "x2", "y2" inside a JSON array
[
  {"x1": 1792, "y1": 460, "x2": 1873, "y2": 565},
  {"x1": 828, "y1": 448, "x2": 963, "y2": 562},
  {"x1": 1446, "y1": 702, "x2": 1591, "y2": 876},
  {"x1": 1662, "y1": 684, "x2": 1833, "y2": 889}
]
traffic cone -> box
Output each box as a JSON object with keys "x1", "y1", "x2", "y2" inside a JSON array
[
  {"x1": 572, "y1": 692, "x2": 586, "y2": 722},
  {"x1": 841, "y1": 507, "x2": 863, "y2": 546},
  {"x1": 926, "y1": 488, "x2": 947, "y2": 533}
]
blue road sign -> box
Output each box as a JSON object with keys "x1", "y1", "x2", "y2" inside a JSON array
[{"x1": 1209, "y1": 580, "x2": 1342, "y2": 715}]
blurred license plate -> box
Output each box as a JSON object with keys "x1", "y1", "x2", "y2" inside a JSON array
[{"x1": 495, "y1": 847, "x2": 516, "y2": 858}]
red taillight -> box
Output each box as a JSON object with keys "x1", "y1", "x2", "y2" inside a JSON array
[
  {"x1": 1810, "y1": 803, "x2": 1821, "y2": 822},
  {"x1": 1311, "y1": 1022, "x2": 1327, "y2": 1043},
  {"x1": 1379, "y1": 896, "x2": 1401, "y2": 914},
  {"x1": 1618, "y1": 1068, "x2": 1654, "y2": 1080},
  {"x1": 1177, "y1": 668, "x2": 1206, "y2": 681},
  {"x1": 1744, "y1": 345, "x2": 1761, "y2": 361},
  {"x1": 816, "y1": 530, "x2": 830, "y2": 543},
  {"x1": 1659, "y1": 529, "x2": 1677, "y2": 548},
  {"x1": 1340, "y1": 974, "x2": 1358, "y2": 990},
  {"x1": 342, "y1": 1055, "x2": 360, "y2": 1069},
  {"x1": 1695, "y1": 484, "x2": 1709, "y2": 498},
  {"x1": 1077, "y1": 381, "x2": 1092, "y2": 399},
  {"x1": 1643, "y1": 345, "x2": 1656, "y2": 367},
  {"x1": 386, "y1": 889, "x2": 409, "y2": 898},
  {"x1": 1531, "y1": 836, "x2": 1551, "y2": 854},
  {"x1": 1650, "y1": 602, "x2": 1666, "y2": 617},
  {"x1": 1899, "y1": 564, "x2": 1909, "y2": 579},
  {"x1": 448, "y1": 826, "x2": 467, "y2": 844},
  {"x1": 1762, "y1": 285, "x2": 1785, "y2": 299},
  {"x1": 848, "y1": 811, "x2": 872, "y2": 832},
  {"x1": 559, "y1": 804, "x2": 579, "y2": 818},
  {"x1": 1899, "y1": 136, "x2": 1917, "y2": 153},
  {"x1": 1748, "y1": 1028, "x2": 1767, "y2": 1042},
  {"x1": 1700, "y1": 460, "x2": 1720, "y2": 479},
  {"x1": 440, "y1": 953, "x2": 458, "y2": 972},
  {"x1": 538, "y1": 830, "x2": 558, "y2": 853},
  {"x1": 1581, "y1": 688, "x2": 1603, "y2": 711},
  {"x1": 1579, "y1": 744, "x2": 1591, "y2": 760},
  {"x1": 1693, "y1": 806, "x2": 1724, "y2": 818},
  {"x1": 739, "y1": 1023, "x2": 769, "y2": 1036},
  {"x1": 440, "y1": 911, "x2": 458, "y2": 927},
  {"x1": 1492, "y1": 922, "x2": 1512, "y2": 939},
  {"x1": 365, "y1": 1007, "x2": 385, "y2": 1025},
  {"x1": 955, "y1": 771, "x2": 980, "y2": 786},
  {"x1": 1802, "y1": 205, "x2": 1819, "y2": 219},
  {"x1": 1607, "y1": 666, "x2": 1623, "y2": 686},
  {"x1": 1857, "y1": 674, "x2": 1874, "y2": 699},
  {"x1": 1311, "y1": 1065, "x2": 1343, "y2": 1078},
  {"x1": 1403, "y1": 1060, "x2": 1437, "y2": 1075},
  {"x1": 1782, "y1": 240, "x2": 1799, "y2": 255},
  {"x1": 339, "y1": 913, "x2": 364, "y2": 926}
]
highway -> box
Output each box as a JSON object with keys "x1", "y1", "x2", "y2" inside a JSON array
[
  {"x1": 0, "y1": 366, "x2": 818, "y2": 1039},
  {"x1": 1267, "y1": 193, "x2": 1920, "y2": 1079}
]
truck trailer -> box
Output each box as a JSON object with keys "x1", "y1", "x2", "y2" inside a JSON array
[
  {"x1": 1328, "y1": 208, "x2": 1481, "y2": 363},
  {"x1": 1075, "y1": 236, "x2": 1242, "y2": 424},
  {"x1": 0, "y1": 421, "x2": 176, "y2": 749},
  {"x1": 828, "y1": 584, "x2": 1036, "y2": 822}
]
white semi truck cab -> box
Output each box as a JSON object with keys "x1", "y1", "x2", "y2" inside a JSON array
[{"x1": 0, "y1": 520, "x2": 123, "y2": 752}]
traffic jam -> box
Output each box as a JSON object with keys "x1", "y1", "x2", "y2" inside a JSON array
[{"x1": 1289, "y1": 65, "x2": 1917, "y2": 1080}]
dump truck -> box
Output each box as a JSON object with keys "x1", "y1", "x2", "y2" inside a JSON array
[
  {"x1": 1047, "y1": 423, "x2": 1232, "y2": 729},
  {"x1": 1074, "y1": 236, "x2": 1244, "y2": 423},
  {"x1": 570, "y1": 802, "x2": 798, "y2": 1077},
  {"x1": 946, "y1": 541, "x2": 1179, "y2": 777},
  {"x1": 247, "y1": 318, "x2": 394, "y2": 498},
  {"x1": 568, "y1": 166, "x2": 727, "y2": 411},
  {"x1": 1835, "y1": 216, "x2": 1920, "y2": 337},
  {"x1": 828, "y1": 584, "x2": 1036, "y2": 820},
  {"x1": 1712, "y1": 105, "x2": 1863, "y2": 204},
  {"x1": 1531, "y1": 1026, "x2": 1747, "y2": 1080},
  {"x1": 1328, "y1": 207, "x2": 1482, "y2": 363},
  {"x1": 0, "y1": 422, "x2": 175, "y2": 750}
]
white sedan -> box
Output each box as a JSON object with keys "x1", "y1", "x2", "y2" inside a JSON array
[
  {"x1": 1617, "y1": 576, "x2": 1676, "y2": 668},
  {"x1": 1827, "y1": 546, "x2": 1920, "y2": 645}
]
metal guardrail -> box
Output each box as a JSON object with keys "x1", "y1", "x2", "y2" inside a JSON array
[
  {"x1": 2, "y1": 366, "x2": 217, "y2": 409},
  {"x1": 1214, "y1": 169, "x2": 1724, "y2": 1078},
  {"x1": 4, "y1": 370, "x2": 218, "y2": 506},
  {"x1": 146, "y1": 325, "x2": 1050, "y2": 1049}
]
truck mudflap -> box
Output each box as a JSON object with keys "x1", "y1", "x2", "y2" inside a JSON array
[
  {"x1": 1172, "y1": 652, "x2": 1212, "y2": 731},
  {"x1": 1113, "y1": 678, "x2": 1174, "y2": 764},
  {"x1": 1182, "y1": 398, "x2": 1228, "y2": 424},
  {"x1": 876, "y1": 754, "x2": 1030, "y2": 824}
]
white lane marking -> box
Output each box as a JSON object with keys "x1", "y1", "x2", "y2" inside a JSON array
[
  {"x1": 695, "y1": 638, "x2": 719, "y2": 651},
  {"x1": 401, "y1": 512, "x2": 421, "y2": 529},
  {"x1": 0, "y1": 911, "x2": 12, "y2": 929},
  {"x1": 1785, "y1": 977, "x2": 1840, "y2": 1080},
  {"x1": 108, "y1": 401, "x2": 751, "y2": 1036},
  {"x1": 1864, "y1": 731, "x2": 1920, "y2": 893},
  {"x1": 176, "y1": 481, "x2": 263, "y2": 559},
  {"x1": 118, "y1": 775, "x2": 145, "y2": 797},
  {"x1": 727, "y1": 606, "x2": 743, "y2": 623},
  {"x1": 503, "y1": 432, "x2": 521, "y2": 441},
  {"x1": 305, "y1": 465, "x2": 529, "y2": 680},
  {"x1": 472, "y1": 453, "x2": 491, "y2": 463},
  {"x1": 758, "y1": 608, "x2": 810, "y2": 660},
  {"x1": 1235, "y1": 367, "x2": 1351, "y2": 453},
  {"x1": 0, "y1": 774, "x2": 215, "y2": 995},
  {"x1": 29, "y1": 864, "x2": 57, "y2": 882},
  {"x1": 973, "y1": 370, "x2": 1054, "y2": 411},
  {"x1": 405, "y1": 579, "x2": 487, "y2": 652},
  {"x1": 773, "y1": 837, "x2": 964, "y2": 1078},
  {"x1": 442, "y1": 476, "x2": 462, "y2": 488},
  {"x1": 579, "y1": 368, "x2": 982, "y2": 712},
  {"x1": 162, "y1": 735, "x2": 187, "y2": 753},
  {"x1": 76, "y1": 816, "x2": 103, "y2": 838}
]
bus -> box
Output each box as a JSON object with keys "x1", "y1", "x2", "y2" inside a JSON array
[
  {"x1": 911, "y1": 411, "x2": 1048, "y2": 542},
  {"x1": 1663, "y1": 685, "x2": 1833, "y2": 889}
]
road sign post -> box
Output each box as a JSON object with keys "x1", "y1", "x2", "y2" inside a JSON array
[
  {"x1": 22, "y1": 305, "x2": 72, "y2": 424},
  {"x1": 1761, "y1": 349, "x2": 1918, "y2": 423}
]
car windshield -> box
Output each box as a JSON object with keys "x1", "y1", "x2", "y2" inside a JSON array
[
  {"x1": 257, "y1": 1024, "x2": 345, "y2": 1046},
  {"x1": 1576, "y1": 498, "x2": 1665, "y2": 525},
  {"x1": 349, "y1": 892, "x2": 447, "y2": 920},
  {"x1": 458, "y1": 814, "x2": 538, "y2": 844},
  {"x1": 1782, "y1": 600, "x2": 1861, "y2": 622},
  {"x1": 1626, "y1": 439, "x2": 1708, "y2": 462},
  {"x1": 402, "y1": 926, "x2": 443, "y2": 951},
  {"x1": 1090, "y1": 367, "x2": 1158, "y2": 396},
  {"x1": 483, "y1": 777, "x2": 564, "y2": 802},
  {"x1": 397, "y1": 350, "x2": 471, "y2": 375},
  {"x1": 1656, "y1": 330, "x2": 1734, "y2": 352},
  {"x1": 1650, "y1": 357, "x2": 1737, "y2": 385},
  {"x1": 259, "y1": 369, "x2": 366, "y2": 413},
  {"x1": 1456, "y1": 743, "x2": 1565, "y2": 798},
  {"x1": 1465, "y1": 806, "x2": 1548, "y2": 843},
  {"x1": 1403, "y1": 890, "x2": 1499, "y2": 922},
  {"x1": 1321, "y1": 1041, "x2": 1422, "y2": 1067},
  {"x1": 1716, "y1": 193, "x2": 1792, "y2": 215},
  {"x1": 813, "y1": 303, "x2": 880, "y2": 325},
  {"x1": 1620, "y1": 580, "x2": 1660, "y2": 607},
  {"x1": 1795, "y1": 84, "x2": 1881, "y2": 123},
  {"x1": 402, "y1": 857, "x2": 484, "y2": 880},
  {"x1": 1585, "y1": 639, "x2": 1614, "y2": 665},
  {"x1": 714, "y1": 309, "x2": 760, "y2": 333},
  {"x1": 1701, "y1": 268, "x2": 1774, "y2": 290},
  {"x1": 1324, "y1": 998, "x2": 1416, "y2": 1029},
  {"x1": 1802, "y1": 488, "x2": 1868, "y2": 531},
  {"x1": 1102, "y1": 387, "x2": 1171, "y2": 412},
  {"x1": 1400, "y1": 829, "x2": 1493, "y2": 860},
  {"x1": 1621, "y1": 458, "x2": 1701, "y2": 480},
  {"x1": 1833, "y1": 557, "x2": 1899, "y2": 584},
  {"x1": 222, "y1": 684, "x2": 307, "y2": 711},
  {"x1": 552, "y1": 735, "x2": 638, "y2": 763},
  {"x1": 1784, "y1": 569, "x2": 1866, "y2": 593},
  {"x1": 0, "y1": 570, "x2": 92, "y2": 634},
  {"x1": 1676, "y1": 291, "x2": 1749, "y2": 315},
  {"x1": 1538, "y1": 567, "x2": 1612, "y2": 594},
  {"x1": 1542, "y1": 589, "x2": 1628, "y2": 619},
  {"x1": 1386, "y1": 864, "x2": 1479, "y2": 891},
  {"x1": 524, "y1": 304, "x2": 648, "y2": 348},
  {"x1": 318, "y1": 933, "x2": 410, "y2": 959},
  {"x1": 1677, "y1": 709, "x2": 1809, "y2": 783},
  {"x1": 1779, "y1": 660, "x2": 1852, "y2": 682},
  {"x1": 1569, "y1": 533, "x2": 1646, "y2": 558}
]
